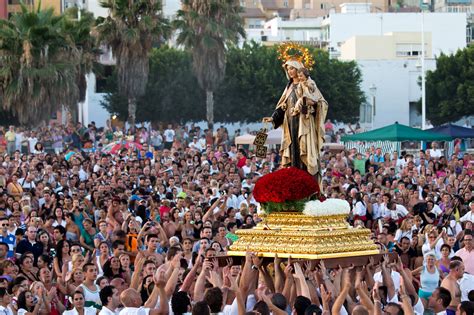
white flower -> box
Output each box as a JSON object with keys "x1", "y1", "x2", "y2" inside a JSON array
[
  {"x1": 303, "y1": 198, "x2": 350, "y2": 217},
  {"x1": 257, "y1": 204, "x2": 266, "y2": 216}
]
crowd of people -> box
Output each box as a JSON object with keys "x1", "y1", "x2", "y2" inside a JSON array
[{"x1": 0, "y1": 121, "x2": 471, "y2": 315}]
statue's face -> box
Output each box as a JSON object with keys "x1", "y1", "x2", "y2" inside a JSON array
[{"x1": 286, "y1": 66, "x2": 298, "y2": 79}]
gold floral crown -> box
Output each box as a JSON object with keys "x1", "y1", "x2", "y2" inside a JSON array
[{"x1": 277, "y1": 42, "x2": 315, "y2": 70}]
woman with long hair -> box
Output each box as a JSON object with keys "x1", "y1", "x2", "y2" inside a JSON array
[
  {"x1": 52, "y1": 207, "x2": 66, "y2": 228},
  {"x1": 139, "y1": 275, "x2": 154, "y2": 304},
  {"x1": 17, "y1": 254, "x2": 38, "y2": 283},
  {"x1": 53, "y1": 240, "x2": 71, "y2": 279},
  {"x1": 65, "y1": 213, "x2": 80, "y2": 242},
  {"x1": 181, "y1": 211, "x2": 194, "y2": 241},
  {"x1": 37, "y1": 230, "x2": 53, "y2": 256},
  {"x1": 214, "y1": 224, "x2": 231, "y2": 249},
  {"x1": 96, "y1": 241, "x2": 110, "y2": 278},
  {"x1": 394, "y1": 218, "x2": 414, "y2": 243},
  {"x1": 58, "y1": 268, "x2": 85, "y2": 297},
  {"x1": 0, "y1": 259, "x2": 17, "y2": 279},
  {"x1": 17, "y1": 289, "x2": 47, "y2": 315},
  {"x1": 102, "y1": 256, "x2": 124, "y2": 280}
]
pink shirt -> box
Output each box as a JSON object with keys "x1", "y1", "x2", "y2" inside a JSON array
[{"x1": 455, "y1": 247, "x2": 474, "y2": 275}]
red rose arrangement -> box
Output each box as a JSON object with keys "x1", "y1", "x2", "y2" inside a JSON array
[{"x1": 253, "y1": 167, "x2": 323, "y2": 213}]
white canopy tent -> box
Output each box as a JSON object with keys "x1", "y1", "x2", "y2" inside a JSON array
[
  {"x1": 235, "y1": 128, "x2": 283, "y2": 145},
  {"x1": 234, "y1": 128, "x2": 344, "y2": 153}
]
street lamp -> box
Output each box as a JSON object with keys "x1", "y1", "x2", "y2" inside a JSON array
[
  {"x1": 369, "y1": 84, "x2": 377, "y2": 130},
  {"x1": 420, "y1": 0, "x2": 429, "y2": 129}
]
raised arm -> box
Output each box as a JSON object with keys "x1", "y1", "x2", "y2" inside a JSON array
[{"x1": 332, "y1": 268, "x2": 351, "y2": 315}]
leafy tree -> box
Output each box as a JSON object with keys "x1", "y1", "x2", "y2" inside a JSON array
[
  {"x1": 62, "y1": 8, "x2": 98, "y2": 104},
  {"x1": 102, "y1": 46, "x2": 205, "y2": 123},
  {"x1": 425, "y1": 46, "x2": 474, "y2": 125},
  {"x1": 174, "y1": 0, "x2": 245, "y2": 129},
  {"x1": 0, "y1": 4, "x2": 80, "y2": 125},
  {"x1": 311, "y1": 49, "x2": 365, "y2": 124},
  {"x1": 215, "y1": 44, "x2": 364, "y2": 123},
  {"x1": 96, "y1": 0, "x2": 170, "y2": 130},
  {"x1": 214, "y1": 42, "x2": 286, "y2": 122},
  {"x1": 102, "y1": 44, "x2": 365, "y2": 124}
]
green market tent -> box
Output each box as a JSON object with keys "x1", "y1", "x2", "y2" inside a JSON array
[{"x1": 341, "y1": 122, "x2": 452, "y2": 142}]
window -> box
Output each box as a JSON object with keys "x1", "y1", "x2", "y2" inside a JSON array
[
  {"x1": 283, "y1": 1, "x2": 289, "y2": 7},
  {"x1": 396, "y1": 43, "x2": 424, "y2": 57}
]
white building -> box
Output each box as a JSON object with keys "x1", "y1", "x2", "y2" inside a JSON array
[
  {"x1": 355, "y1": 59, "x2": 436, "y2": 129},
  {"x1": 325, "y1": 6, "x2": 468, "y2": 129},
  {"x1": 322, "y1": 10, "x2": 468, "y2": 58},
  {"x1": 84, "y1": 0, "x2": 108, "y2": 17},
  {"x1": 244, "y1": 17, "x2": 326, "y2": 48},
  {"x1": 162, "y1": 0, "x2": 181, "y2": 20},
  {"x1": 77, "y1": 73, "x2": 110, "y2": 128}
]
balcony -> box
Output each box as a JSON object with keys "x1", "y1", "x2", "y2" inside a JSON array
[{"x1": 446, "y1": 0, "x2": 472, "y2": 4}]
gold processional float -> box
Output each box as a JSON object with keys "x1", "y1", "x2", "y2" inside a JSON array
[{"x1": 227, "y1": 167, "x2": 380, "y2": 260}]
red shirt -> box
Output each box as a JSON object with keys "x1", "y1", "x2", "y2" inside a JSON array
[{"x1": 237, "y1": 156, "x2": 247, "y2": 168}]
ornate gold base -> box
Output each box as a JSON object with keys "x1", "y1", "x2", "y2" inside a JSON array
[
  {"x1": 256, "y1": 212, "x2": 349, "y2": 230},
  {"x1": 228, "y1": 212, "x2": 379, "y2": 259},
  {"x1": 227, "y1": 249, "x2": 381, "y2": 260}
]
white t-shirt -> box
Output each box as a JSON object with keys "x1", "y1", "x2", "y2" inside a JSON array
[
  {"x1": 389, "y1": 204, "x2": 409, "y2": 221},
  {"x1": 429, "y1": 148, "x2": 442, "y2": 158},
  {"x1": 459, "y1": 273, "x2": 474, "y2": 302},
  {"x1": 413, "y1": 297, "x2": 425, "y2": 315},
  {"x1": 119, "y1": 307, "x2": 150, "y2": 315},
  {"x1": 164, "y1": 129, "x2": 175, "y2": 143},
  {"x1": 99, "y1": 306, "x2": 119, "y2": 315},
  {"x1": 63, "y1": 307, "x2": 97, "y2": 315},
  {"x1": 422, "y1": 237, "x2": 444, "y2": 259},
  {"x1": 460, "y1": 211, "x2": 474, "y2": 223},
  {"x1": 0, "y1": 305, "x2": 14, "y2": 315},
  {"x1": 373, "y1": 270, "x2": 401, "y2": 297}
]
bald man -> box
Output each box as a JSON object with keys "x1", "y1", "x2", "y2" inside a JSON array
[
  {"x1": 441, "y1": 260, "x2": 465, "y2": 315},
  {"x1": 119, "y1": 271, "x2": 168, "y2": 315}
]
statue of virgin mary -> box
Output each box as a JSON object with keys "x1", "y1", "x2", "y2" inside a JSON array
[{"x1": 263, "y1": 57, "x2": 328, "y2": 182}]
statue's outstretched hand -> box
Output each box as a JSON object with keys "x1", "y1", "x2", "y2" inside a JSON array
[{"x1": 262, "y1": 117, "x2": 273, "y2": 123}]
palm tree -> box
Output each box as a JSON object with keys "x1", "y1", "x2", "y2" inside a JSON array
[
  {"x1": 0, "y1": 4, "x2": 80, "y2": 125},
  {"x1": 96, "y1": 0, "x2": 170, "y2": 130},
  {"x1": 62, "y1": 7, "x2": 98, "y2": 120},
  {"x1": 174, "y1": 0, "x2": 245, "y2": 130}
]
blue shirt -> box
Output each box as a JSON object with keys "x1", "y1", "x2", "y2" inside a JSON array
[
  {"x1": 372, "y1": 154, "x2": 385, "y2": 163},
  {"x1": 0, "y1": 233, "x2": 16, "y2": 258}
]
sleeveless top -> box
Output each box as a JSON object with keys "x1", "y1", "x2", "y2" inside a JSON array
[
  {"x1": 78, "y1": 283, "x2": 101, "y2": 309},
  {"x1": 420, "y1": 266, "x2": 440, "y2": 293},
  {"x1": 96, "y1": 255, "x2": 105, "y2": 278}
]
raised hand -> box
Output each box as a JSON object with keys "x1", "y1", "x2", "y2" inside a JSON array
[
  {"x1": 372, "y1": 282, "x2": 381, "y2": 301},
  {"x1": 228, "y1": 274, "x2": 239, "y2": 292},
  {"x1": 284, "y1": 263, "x2": 293, "y2": 277},
  {"x1": 251, "y1": 253, "x2": 263, "y2": 269},
  {"x1": 293, "y1": 262, "x2": 305, "y2": 281},
  {"x1": 320, "y1": 284, "x2": 332, "y2": 310},
  {"x1": 154, "y1": 270, "x2": 166, "y2": 288},
  {"x1": 206, "y1": 270, "x2": 223, "y2": 288}
]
